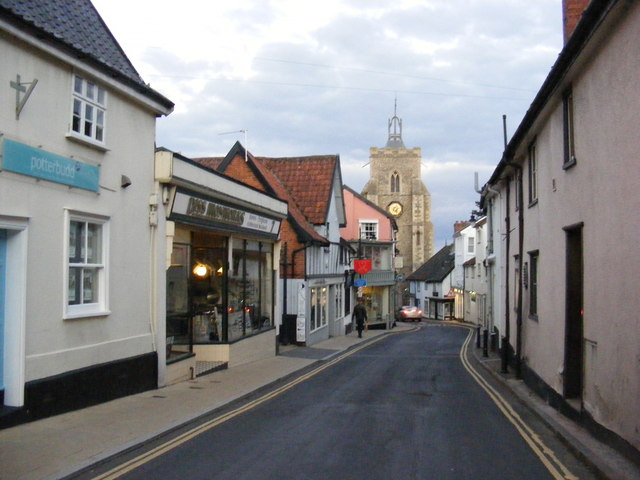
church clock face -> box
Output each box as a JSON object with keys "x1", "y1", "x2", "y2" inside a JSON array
[{"x1": 388, "y1": 201, "x2": 403, "y2": 217}]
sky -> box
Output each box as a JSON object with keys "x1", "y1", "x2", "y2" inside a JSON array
[{"x1": 92, "y1": 0, "x2": 564, "y2": 250}]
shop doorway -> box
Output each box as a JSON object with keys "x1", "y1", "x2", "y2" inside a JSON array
[{"x1": 564, "y1": 224, "x2": 584, "y2": 400}]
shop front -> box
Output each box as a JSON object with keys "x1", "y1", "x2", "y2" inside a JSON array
[{"x1": 155, "y1": 150, "x2": 287, "y2": 384}]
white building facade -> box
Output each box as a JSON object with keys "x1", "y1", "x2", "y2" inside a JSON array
[
  {"x1": 481, "y1": 0, "x2": 640, "y2": 458},
  {"x1": 0, "y1": 1, "x2": 173, "y2": 420}
]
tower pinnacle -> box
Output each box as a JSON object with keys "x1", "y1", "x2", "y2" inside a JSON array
[{"x1": 386, "y1": 97, "x2": 405, "y2": 149}]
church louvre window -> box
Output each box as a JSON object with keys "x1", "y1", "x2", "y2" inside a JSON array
[{"x1": 390, "y1": 171, "x2": 400, "y2": 193}]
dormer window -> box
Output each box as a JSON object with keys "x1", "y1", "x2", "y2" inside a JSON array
[{"x1": 71, "y1": 75, "x2": 106, "y2": 145}]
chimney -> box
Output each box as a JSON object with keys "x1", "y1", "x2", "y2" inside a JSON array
[
  {"x1": 454, "y1": 221, "x2": 470, "y2": 234},
  {"x1": 563, "y1": 0, "x2": 590, "y2": 43}
]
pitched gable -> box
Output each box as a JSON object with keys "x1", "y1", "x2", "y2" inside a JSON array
[
  {"x1": 0, "y1": 0, "x2": 173, "y2": 110},
  {"x1": 406, "y1": 244, "x2": 454, "y2": 283},
  {"x1": 258, "y1": 156, "x2": 338, "y2": 225},
  {"x1": 193, "y1": 144, "x2": 328, "y2": 245}
]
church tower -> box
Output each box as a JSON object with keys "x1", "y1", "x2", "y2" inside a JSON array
[{"x1": 361, "y1": 104, "x2": 435, "y2": 281}]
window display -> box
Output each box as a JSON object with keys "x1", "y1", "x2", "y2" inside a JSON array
[{"x1": 166, "y1": 231, "x2": 274, "y2": 359}]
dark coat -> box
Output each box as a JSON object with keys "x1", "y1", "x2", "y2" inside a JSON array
[{"x1": 353, "y1": 303, "x2": 367, "y2": 329}]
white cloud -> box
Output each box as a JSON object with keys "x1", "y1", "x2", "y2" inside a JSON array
[{"x1": 93, "y1": 0, "x2": 563, "y2": 249}]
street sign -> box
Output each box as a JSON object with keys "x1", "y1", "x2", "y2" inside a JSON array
[{"x1": 354, "y1": 279, "x2": 367, "y2": 287}]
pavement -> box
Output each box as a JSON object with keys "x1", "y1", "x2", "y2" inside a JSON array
[{"x1": 1, "y1": 321, "x2": 639, "y2": 480}]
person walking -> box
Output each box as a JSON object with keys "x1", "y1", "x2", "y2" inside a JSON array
[{"x1": 353, "y1": 297, "x2": 368, "y2": 338}]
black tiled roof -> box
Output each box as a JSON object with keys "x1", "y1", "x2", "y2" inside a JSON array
[
  {"x1": 0, "y1": 0, "x2": 173, "y2": 109},
  {"x1": 406, "y1": 244, "x2": 454, "y2": 283}
]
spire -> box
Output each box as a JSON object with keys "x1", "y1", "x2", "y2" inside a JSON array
[{"x1": 386, "y1": 96, "x2": 405, "y2": 149}]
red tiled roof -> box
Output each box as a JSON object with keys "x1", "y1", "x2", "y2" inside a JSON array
[
  {"x1": 248, "y1": 154, "x2": 328, "y2": 244},
  {"x1": 257, "y1": 156, "x2": 337, "y2": 225},
  {"x1": 193, "y1": 157, "x2": 224, "y2": 170},
  {"x1": 195, "y1": 144, "x2": 329, "y2": 245}
]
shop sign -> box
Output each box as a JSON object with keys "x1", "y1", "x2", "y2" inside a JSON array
[
  {"x1": 354, "y1": 258, "x2": 372, "y2": 275},
  {"x1": 1, "y1": 139, "x2": 100, "y2": 192},
  {"x1": 354, "y1": 278, "x2": 367, "y2": 287},
  {"x1": 173, "y1": 191, "x2": 280, "y2": 234}
]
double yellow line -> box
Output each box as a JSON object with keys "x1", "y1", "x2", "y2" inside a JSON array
[
  {"x1": 457, "y1": 326, "x2": 578, "y2": 480},
  {"x1": 93, "y1": 325, "x2": 574, "y2": 480},
  {"x1": 91, "y1": 333, "x2": 395, "y2": 480}
]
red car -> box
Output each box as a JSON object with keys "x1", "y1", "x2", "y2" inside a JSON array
[{"x1": 397, "y1": 306, "x2": 423, "y2": 322}]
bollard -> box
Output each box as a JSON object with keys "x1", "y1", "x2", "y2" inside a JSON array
[
  {"x1": 483, "y1": 329, "x2": 489, "y2": 357},
  {"x1": 501, "y1": 336, "x2": 509, "y2": 373},
  {"x1": 476, "y1": 325, "x2": 481, "y2": 348}
]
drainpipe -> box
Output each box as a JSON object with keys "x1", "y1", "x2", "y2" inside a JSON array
[
  {"x1": 503, "y1": 180, "x2": 511, "y2": 374},
  {"x1": 515, "y1": 166, "x2": 524, "y2": 379}
]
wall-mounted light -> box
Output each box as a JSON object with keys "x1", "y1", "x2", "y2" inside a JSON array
[
  {"x1": 193, "y1": 263, "x2": 210, "y2": 278},
  {"x1": 121, "y1": 174, "x2": 132, "y2": 188}
]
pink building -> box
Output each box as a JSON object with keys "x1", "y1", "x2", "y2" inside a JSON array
[{"x1": 341, "y1": 186, "x2": 398, "y2": 329}]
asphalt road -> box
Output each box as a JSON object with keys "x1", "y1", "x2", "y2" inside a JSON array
[{"x1": 87, "y1": 324, "x2": 598, "y2": 480}]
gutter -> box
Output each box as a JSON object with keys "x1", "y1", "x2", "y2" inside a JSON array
[{"x1": 487, "y1": 0, "x2": 621, "y2": 188}]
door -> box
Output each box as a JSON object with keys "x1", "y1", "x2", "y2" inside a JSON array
[
  {"x1": 0, "y1": 230, "x2": 7, "y2": 393},
  {"x1": 564, "y1": 224, "x2": 584, "y2": 399}
]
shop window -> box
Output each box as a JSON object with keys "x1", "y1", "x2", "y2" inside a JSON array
[
  {"x1": 228, "y1": 239, "x2": 272, "y2": 342},
  {"x1": 310, "y1": 286, "x2": 328, "y2": 331},
  {"x1": 71, "y1": 75, "x2": 106, "y2": 145},
  {"x1": 167, "y1": 233, "x2": 274, "y2": 352},
  {"x1": 344, "y1": 282, "x2": 351, "y2": 316},
  {"x1": 65, "y1": 212, "x2": 109, "y2": 318},
  {"x1": 166, "y1": 243, "x2": 192, "y2": 358}
]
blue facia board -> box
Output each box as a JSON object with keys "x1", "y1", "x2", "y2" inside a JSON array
[
  {"x1": 2, "y1": 138, "x2": 100, "y2": 192},
  {"x1": 354, "y1": 279, "x2": 367, "y2": 287}
]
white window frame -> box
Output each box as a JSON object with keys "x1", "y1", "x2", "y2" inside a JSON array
[
  {"x1": 310, "y1": 286, "x2": 328, "y2": 332},
  {"x1": 359, "y1": 220, "x2": 378, "y2": 241},
  {"x1": 69, "y1": 74, "x2": 107, "y2": 146},
  {"x1": 467, "y1": 236, "x2": 475, "y2": 254},
  {"x1": 63, "y1": 210, "x2": 110, "y2": 319}
]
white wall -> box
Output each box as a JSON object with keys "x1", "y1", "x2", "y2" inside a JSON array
[{"x1": 1, "y1": 30, "x2": 163, "y2": 390}]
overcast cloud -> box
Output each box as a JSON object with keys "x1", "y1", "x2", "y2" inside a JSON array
[{"x1": 92, "y1": 0, "x2": 563, "y2": 249}]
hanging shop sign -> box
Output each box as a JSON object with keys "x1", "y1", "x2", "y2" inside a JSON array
[
  {"x1": 172, "y1": 191, "x2": 281, "y2": 235},
  {"x1": 353, "y1": 258, "x2": 372, "y2": 275},
  {"x1": 1, "y1": 138, "x2": 100, "y2": 192}
]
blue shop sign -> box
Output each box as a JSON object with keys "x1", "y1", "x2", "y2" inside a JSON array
[
  {"x1": 354, "y1": 279, "x2": 367, "y2": 287},
  {"x1": 1, "y1": 139, "x2": 100, "y2": 192}
]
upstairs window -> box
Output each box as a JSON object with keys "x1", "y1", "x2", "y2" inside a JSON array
[
  {"x1": 529, "y1": 251, "x2": 539, "y2": 318},
  {"x1": 71, "y1": 75, "x2": 106, "y2": 144},
  {"x1": 390, "y1": 171, "x2": 400, "y2": 193},
  {"x1": 359, "y1": 221, "x2": 378, "y2": 241},
  {"x1": 563, "y1": 87, "x2": 576, "y2": 169},
  {"x1": 528, "y1": 141, "x2": 538, "y2": 204},
  {"x1": 467, "y1": 236, "x2": 475, "y2": 254}
]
